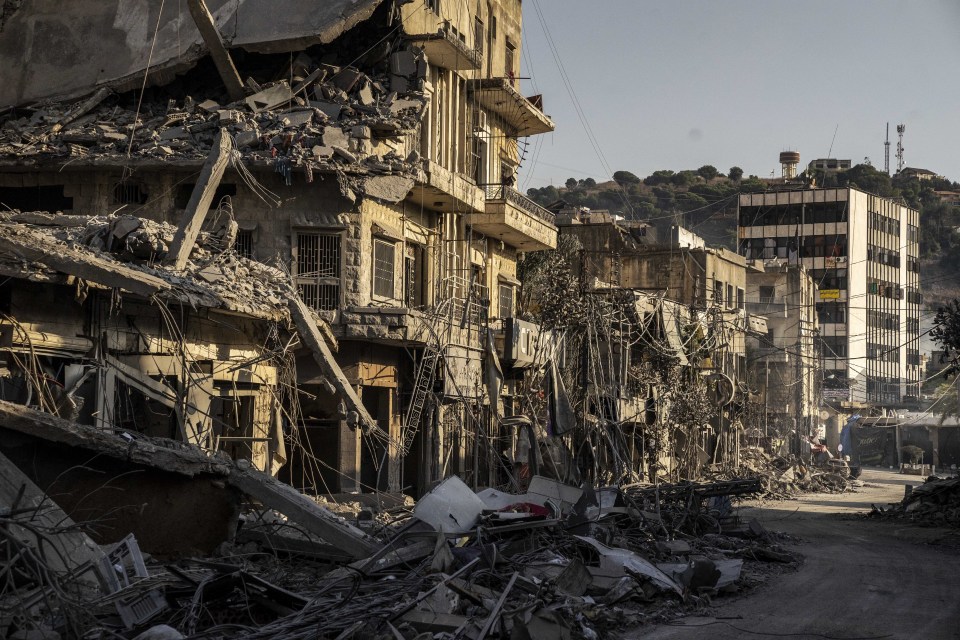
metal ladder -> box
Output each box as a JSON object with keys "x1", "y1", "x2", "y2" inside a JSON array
[{"x1": 400, "y1": 344, "x2": 441, "y2": 456}]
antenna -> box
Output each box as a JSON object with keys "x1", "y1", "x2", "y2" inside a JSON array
[
  {"x1": 826, "y1": 124, "x2": 839, "y2": 159},
  {"x1": 884, "y1": 122, "x2": 890, "y2": 175},
  {"x1": 896, "y1": 124, "x2": 905, "y2": 173}
]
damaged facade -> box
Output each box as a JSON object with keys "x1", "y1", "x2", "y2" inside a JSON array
[{"x1": 0, "y1": 0, "x2": 556, "y2": 496}]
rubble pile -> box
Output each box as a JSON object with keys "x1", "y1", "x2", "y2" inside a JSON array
[
  {"x1": 0, "y1": 469, "x2": 801, "y2": 639},
  {"x1": 708, "y1": 447, "x2": 854, "y2": 499},
  {"x1": 0, "y1": 210, "x2": 292, "y2": 317},
  {"x1": 871, "y1": 475, "x2": 960, "y2": 527},
  {"x1": 0, "y1": 52, "x2": 428, "y2": 184}
]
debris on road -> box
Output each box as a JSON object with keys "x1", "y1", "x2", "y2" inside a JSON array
[
  {"x1": 1, "y1": 436, "x2": 799, "y2": 639},
  {"x1": 870, "y1": 475, "x2": 960, "y2": 526}
]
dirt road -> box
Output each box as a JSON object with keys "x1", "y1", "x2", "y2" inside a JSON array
[{"x1": 633, "y1": 468, "x2": 960, "y2": 640}]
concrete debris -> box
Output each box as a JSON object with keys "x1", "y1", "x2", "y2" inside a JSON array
[
  {"x1": 870, "y1": 475, "x2": 960, "y2": 526},
  {"x1": 0, "y1": 447, "x2": 798, "y2": 639},
  {"x1": 0, "y1": 52, "x2": 428, "y2": 204}
]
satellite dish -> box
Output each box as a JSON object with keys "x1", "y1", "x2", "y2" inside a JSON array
[{"x1": 819, "y1": 410, "x2": 830, "y2": 420}]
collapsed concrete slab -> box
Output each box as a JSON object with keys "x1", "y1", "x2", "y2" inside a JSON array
[
  {"x1": 0, "y1": 0, "x2": 387, "y2": 108},
  {"x1": 0, "y1": 399, "x2": 383, "y2": 558}
]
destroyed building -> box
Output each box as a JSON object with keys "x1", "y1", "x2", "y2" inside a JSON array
[
  {"x1": 744, "y1": 262, "x2": 819, "y2": 454},
  {"x1": 0, "y1": 0, "x2": 557, "y2": 496},
  {"x1": 551, "y1": 212, "x2": 765, "y2": 476}
]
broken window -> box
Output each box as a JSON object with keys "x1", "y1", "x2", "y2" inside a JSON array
[
  {"x1": 426, "y1": 0, "x2": 441, "y2": 14},
  {"x1": 212, "y1": 396, "x2": 256, "y2": 462},
  {"x1": 373, "y1": 238, "x2": 396, "y2": 299},
  {"x1": 498, "y1": 283, "x2": 514, "y2": 319},
  {"x1": 112, "y1": 181, "x2": 148, "y2": 205},
  {"x1": 294, "y1": 231, "x2": 341, "y2": 311},
  {"x1": 505, "y1": 40, "x2": 516, "y2": 84},
  {"x1": 0, "y1": 186, "x2": 73, "y2": 212},
  {"x1": 235, "y1": 230, "x2": 253, "y2": 260},
  {"x1": 713, "y1": 281, "x2": 723, "y2": 306}
]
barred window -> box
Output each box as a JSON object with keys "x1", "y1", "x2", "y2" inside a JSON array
[
  {"x1": 498, "y1": 283, "x2": 514, "y2": 319},
  {"x1": 235, "y1": 230, "x2": 253, "y2": 260},
  {"x1": 373, "y1": 239, "x2": 396, "y2": 299},
  {"x1": 294, "y1": 232, "x2": 341, "y2": 311}
]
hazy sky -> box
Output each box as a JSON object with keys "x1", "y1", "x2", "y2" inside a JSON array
[{"x1": 516, "y1": 0, "x2": 960, "y2": 192}]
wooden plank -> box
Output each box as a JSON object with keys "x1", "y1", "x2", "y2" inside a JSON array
[
  {"x1": 165, "y1": 129, "x2": 233, "y2": 270},
  {"x1": 0, "y1": 229, "x2": 171, "y2": 298},
  {"x1": 186, "y1": 0, "x2": 246, "y2": 103},
  {"x1": 227, "y1": 460, "x2": 381, "y2": 559},
  {"x1": 287, "y1": 296, "x2": 381, "y2": 435},
  {"x1": 0, "y1": 399, "x2": 232, "y2": 477}
]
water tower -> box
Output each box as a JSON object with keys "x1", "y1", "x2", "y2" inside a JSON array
[{"x1": 779, "y1": 151, "x2": 801, "y2": 179}]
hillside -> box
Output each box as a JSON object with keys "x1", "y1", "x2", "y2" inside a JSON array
[{"x1": 526, "y1": 164, "x2": 960, "y2": 305}]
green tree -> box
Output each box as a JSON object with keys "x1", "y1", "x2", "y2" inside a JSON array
[
  {"x1": 836, "y1": 163, "x2": 894, "y2": 197},
  {"x1": 565, "y1": 177, "x2": 578, "y2": 190},
  {"x1": 671, "y1": 170, "x2": 698, "y2": 187},
  {"x1": 644, "y1": 170, "x2": 675, "y2": 186},
  {"x1": 697, "y1": 165, "x2": 719, "y2": 181},
  {"x1": 613, "y1": 170, "x2": 641, "y2": 186},
  {"x1": 583, "y1": 177, "x2": 597, "y2": 188},
  {"x1": 728, "y1": 166, "x2": 743, "y2": 181}
]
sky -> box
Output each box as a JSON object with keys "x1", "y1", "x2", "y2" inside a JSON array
[{"x1": 516, "y1": 0, "x2": 960, "y2": 192}]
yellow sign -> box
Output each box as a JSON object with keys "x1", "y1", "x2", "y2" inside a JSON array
[{"x1": 820, "y1": 289, "x2": 840, "y2": 300}]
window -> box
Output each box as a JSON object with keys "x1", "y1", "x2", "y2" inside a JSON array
[
  {"x1": 499, "y1": 283, "x2": 514, "y2": 319},
  {"x1": 759, "y1": 285, "x2": 775, "y2": 303},
  {"x1": 294, "y1": 232, "x2": 341, "y2": 311},
  {"x1": 817, "y1": 302, "x2": 846, "y2": 324},
  {"x1": 726, "y1": 284, "x2": 734, "y2": 307},
  {"x1": 474, "y1": 18, "x2": 484, "y2": 56},
  {"x1": 714, "y1": 281, "x2": 724, "y2": 306},
  {"x1": 426, "y1": 0, "x2": 440, "y2": 13},
  {"x1": 235, "y1": 230, "x2": 253, "y2": 260},
  {"x1": 373, "y1": 239, "x2": 396, "y2": 299},
  {"x1": 405, "y1": 244, "x2": 424, "y2": 307},
  {"x1": 505, "y1": 40, "x2": 516, "y2": 83},
  {"x1": 113, "y1": 181, "x2": 148, "y2": 205},
  {"x1": 737, "y1": 288, "x2": 745, "y2": 310},
  {"x1": 822, "y1": 337, "x2": 848, "y2": 358},
  {"x1": 490, "y1": 15, "x2": 497, "y2": 40}
]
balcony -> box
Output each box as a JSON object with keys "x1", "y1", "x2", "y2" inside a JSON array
[
  {"x1": 468, "y1": 186, "x2": 558, "y2": 251},
  {"x1": 406, "y1": 24, "x2": 482, "y2": 70},
  {"x1": 746, "y1": 298, "x2": 787, "y2": 318},
  {"x1": 466, "y1": 78, "x2": 555, "y2": 136}
]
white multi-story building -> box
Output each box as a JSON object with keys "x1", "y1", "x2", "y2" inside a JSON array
[{"x1": 738, "y1": 187, "x2": 921, "y2": 407}]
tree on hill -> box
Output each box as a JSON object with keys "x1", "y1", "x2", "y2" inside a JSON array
[
  {"x1": 729, "y1": 166, "x2": 743, "y2": 181},
  {"x1": 583, "y1": 177, "x2": 597, "y2": 188},
  {"x1": 565, "y1": 177, "x2": 578, "y2": 190},
  {"x1": 697, "y1": 165, "x2": 719, "y2": 181},
  {"x1": 613, "y1": 170, "x2": 641, "y2": 186},
  {"x1": 644, "y1": 170, "x2": 675, "y2": 186},
  {"x1": 836, "y1": 163, "x2": 894, "y2": 197},
  {"x1": 671, "y1": 170, "x2": 699, "y2": 187}
]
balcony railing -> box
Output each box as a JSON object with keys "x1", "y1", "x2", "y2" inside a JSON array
[{"x1": 484, "y1": 185, "x2": 555, "y2": 225}]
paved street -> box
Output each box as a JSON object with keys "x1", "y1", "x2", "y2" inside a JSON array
[{"x1": 634, "y1": 469, "x2": 960, "y2": 640}]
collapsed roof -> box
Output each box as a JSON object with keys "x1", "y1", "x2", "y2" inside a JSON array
[
  {"x1": 0, "y1": 0, "x2": 387, "y2": 109},
  {"x1": 0, "y1": 209, "x2": 291, "y2": 318}
]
